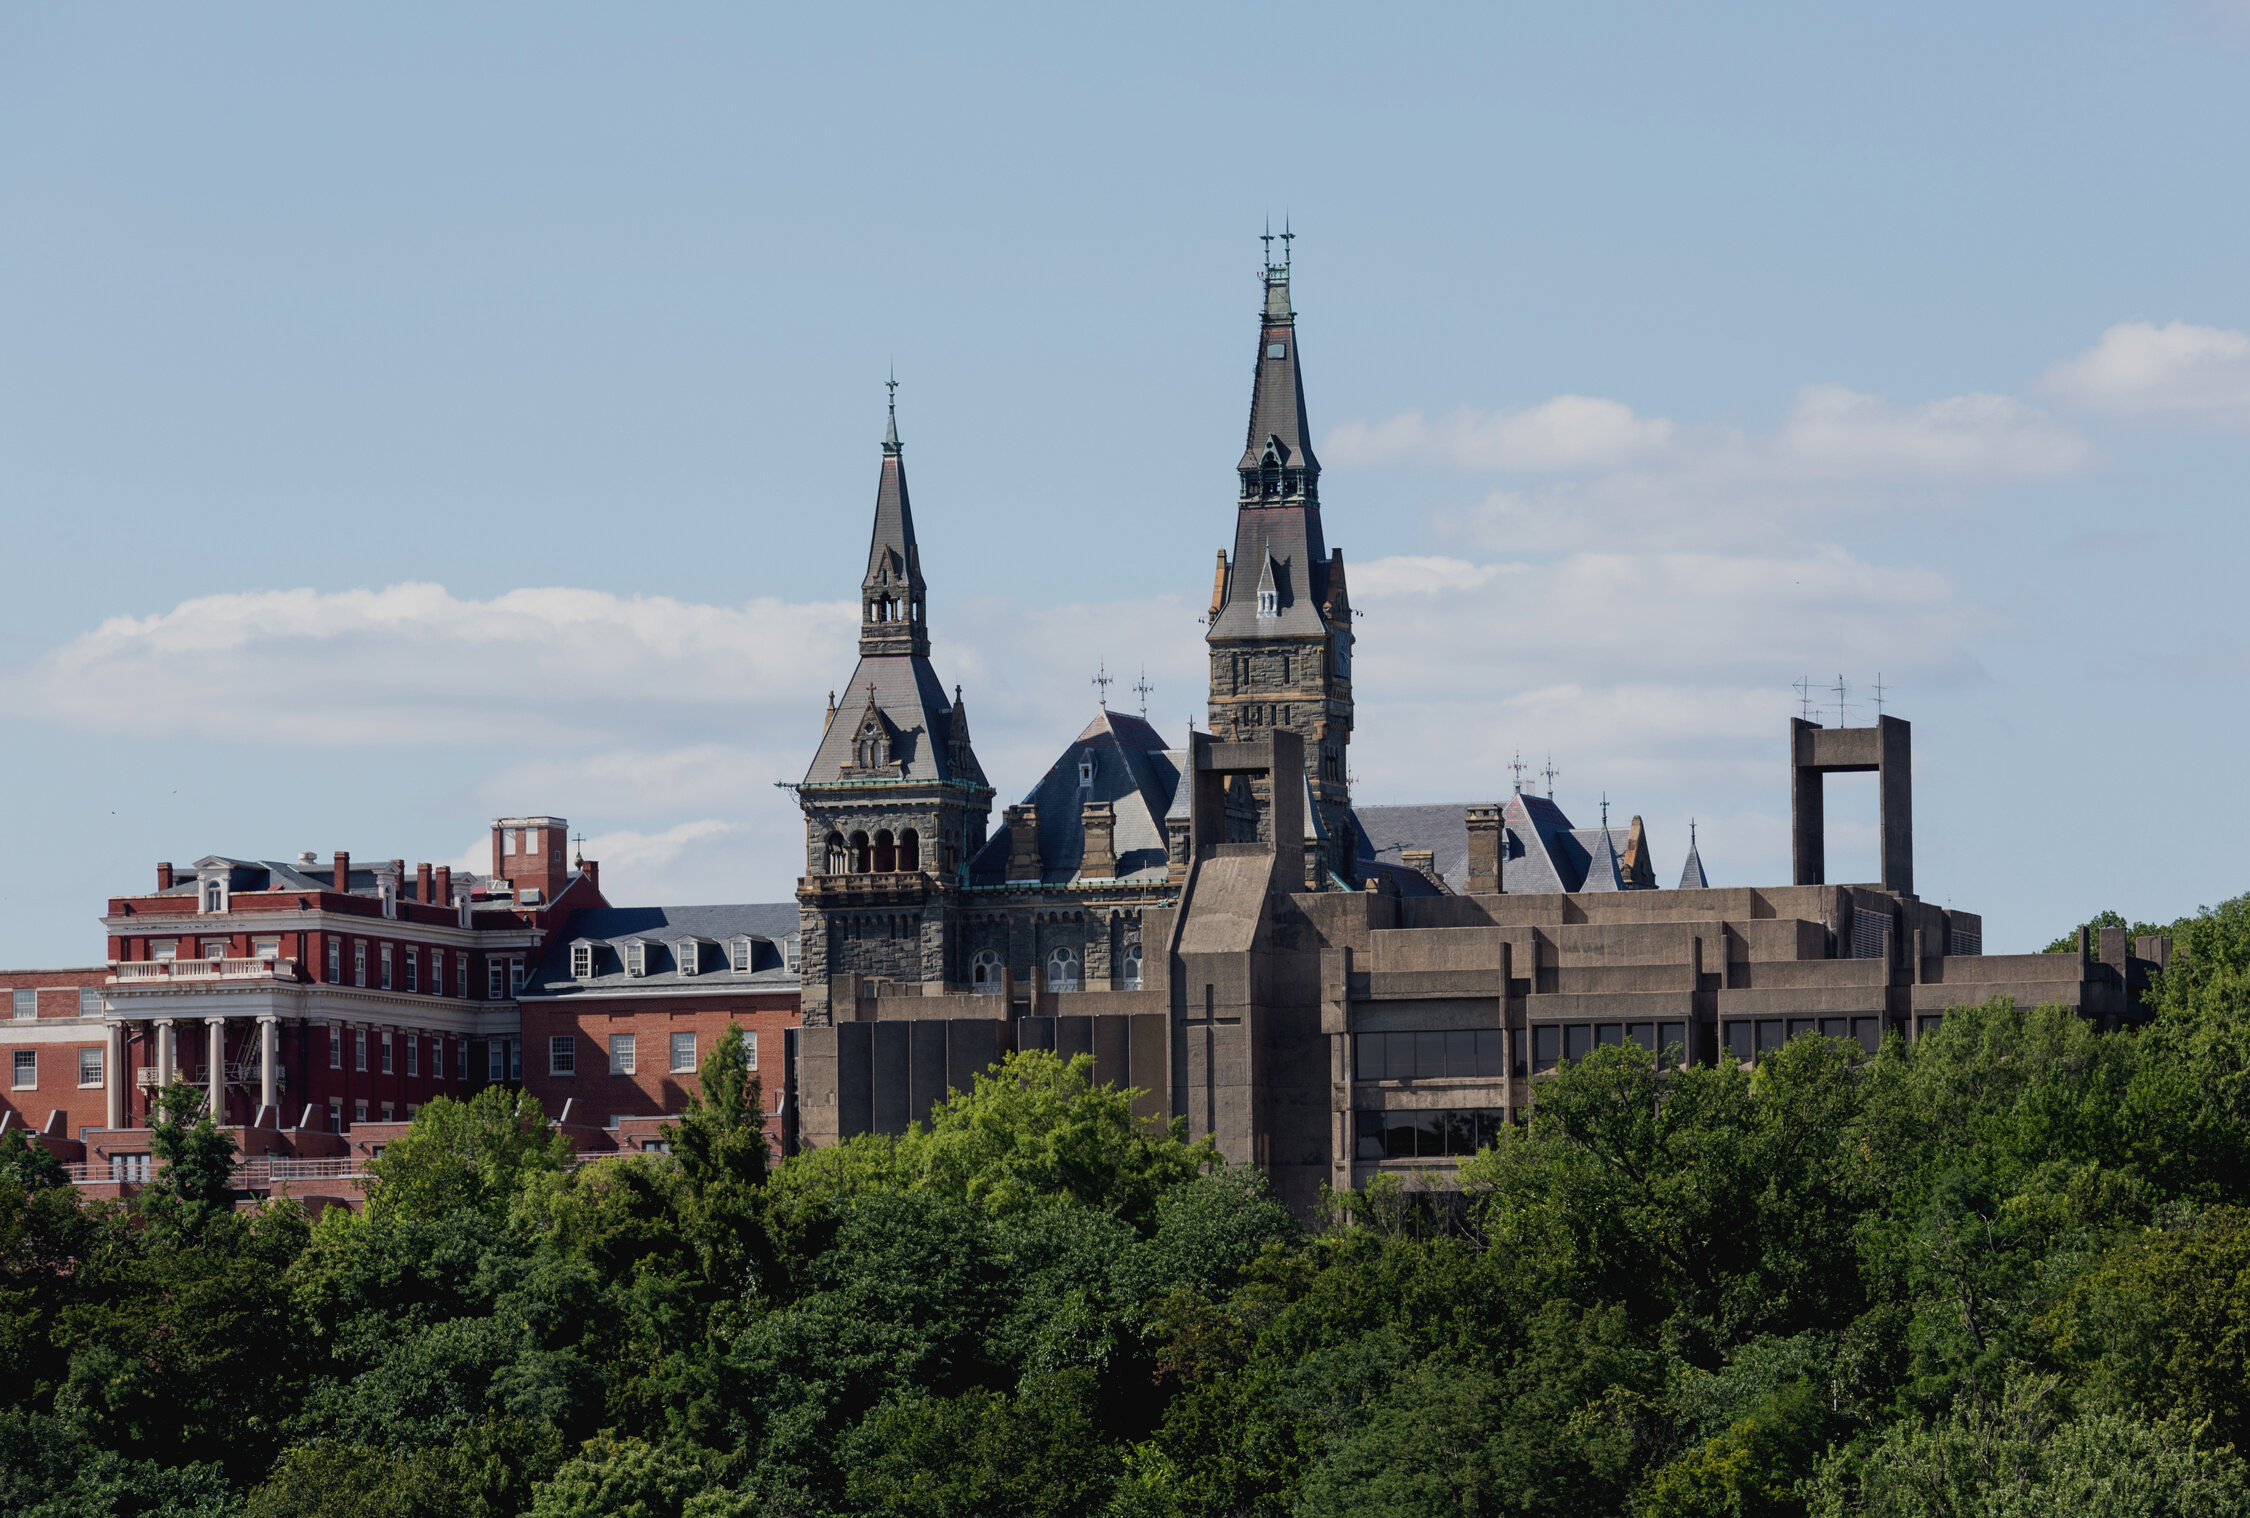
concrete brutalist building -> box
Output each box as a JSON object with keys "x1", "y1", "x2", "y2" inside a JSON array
[{"x1": 791, "y1": 242, "x2": 2159, "y2": 1217}]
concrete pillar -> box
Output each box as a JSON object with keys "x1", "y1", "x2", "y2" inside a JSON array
[
  {"x1": 154, "y1": 1018, "x2": 175, "y2": 1088},
  {"x1": 1790, "y1": 717, "x2": 1825, "y2": 886},
  {"x1": 207, "y1": 1018, "x2": 226, "y2": 1121},
  {"x1": 105, "y1": 1023, "x2": 125, "y2": 1130},
  {"x1": 258, "y1": 1015, "x2": 278, "y2": 1114}
]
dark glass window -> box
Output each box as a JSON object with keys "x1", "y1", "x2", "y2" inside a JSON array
[
  {"x1": 1564, "y1": 1024, "x2": 1592, "y2": 1062},
  {"x1": 1443, "y1": 1028, "x2": 1478, "y2": 1077},
  {"x1": 1917, "y1": 1015, "x2": 1944, "y2": 1040},
  {"x1": 1476, "y1": 1028, "x2": 1506, "y2": 1077},
  {"x1": 1596, "y1": 1023, "x2": 1624, "y2": 1048},
  {"x1": 1415, "y1": 1030, "x2": 1446, "y2": 1077},
  {"x1": 1627, "y1": 1022, "x2": 1656, "y2": 1053},
  {"x1": 1786, "y1": 1017, "x2": 1816, "y2": 1042},
  {"x1": 1756, "y1": 1019, "x2": 1784, "y2": 1054},
  {"x1": 1851, "y1": 1017, "x2": 1882, "y2": 1054},
  {"x1": 1819, "y1": 1017, "x2": 1848, "y2": 1040},
  {"x1": 1725, "y1": 1020, "x2": 1754, "y2": 1063},
  {"x1": 1533, "y1": 1025, "x2": 1559, "y2": 1072},
  {"x1": 1660, "y1": 1022, "x2": 1687, "y2": 1068}
]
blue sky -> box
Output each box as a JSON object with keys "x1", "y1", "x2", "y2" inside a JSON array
[{"x1": 3, "y1": 3, "x2": 2248, "y2": 960}]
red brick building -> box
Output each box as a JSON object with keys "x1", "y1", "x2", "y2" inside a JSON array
[
  {"x1": 0, "y1": 966, "x2": 116, "y2": 1139},
  {"x1": 517, "y1": 904, "x2": 802, "y2": 1154}
]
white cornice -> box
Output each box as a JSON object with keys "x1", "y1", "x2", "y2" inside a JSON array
[{"x1": 101, "y1": 910, "x2": 539, "y2": 948}]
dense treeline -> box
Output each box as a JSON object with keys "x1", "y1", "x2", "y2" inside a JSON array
[{"x1": 8, "y1": 897, "x2": 2250, "y2": 1516}]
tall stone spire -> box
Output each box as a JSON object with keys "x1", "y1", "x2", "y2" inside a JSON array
[
  {"x1": 1205, "y1": 228, "x2": 1357, "y2": 886},
  {"x1": 861, "y1": 376, "x2": 928, "y2": 658}
]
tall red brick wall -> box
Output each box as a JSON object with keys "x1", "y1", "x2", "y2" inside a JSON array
[{"x1": 519, "y1": 992, "x2": 800, "y2": 1142}]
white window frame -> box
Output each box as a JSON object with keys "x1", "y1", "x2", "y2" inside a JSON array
[
  {"x1": 11, "y1": 1049, "x2": 34, "y2": 1090},
  {"x1": 405, "y1": 948, "x2": 419, "y2": 993},
  {"x1": 508, "y1": 957, "x2": 525, "y2": 996},
  {"x1": 380, "y1": 943, "x2": 393, "y2": 990},
  {"x1": 488, "y1": 1041, "x2": 505, "y2": 1082},
  {"x1": 744, "y1": 1030, "x2": 758, "y2": 1071},
  {"x1": 11, "y1": 989, "x2": 35, "y2": 1020},
  {"x1": 252, "y1": 937, "x2": 280, "y2": 963},
  {"x1": 405, "y1": 1034, "x2": 419, "y2": 1077},
  {"x1": 201, "y1": 939, "x2": 229, "y2": 961},
  {"x1": 670, "y1": 1032, "x2": 697, "y2": 1073},
  {"x1": 609, "y1": 1034, "x2": 636, "y2": 1075},
  {"x1": 152, "y1": 940, "x2": 178, "y2": 962},
  {"x1": 503, "y1": 828, "x2": 516, "y2": 855},
  {"x1": 330, "y1": 1026, "x2": 343, "y2": 1069},
  {"x1": 78, "y1": 988, "x2": 102, "y2": 1017},
  {"x1": 550, "y1": 1035, "x2": 576, "y2": 1077},
  {"x1": 380, "y1": 1030, "x2": 393, "y2": 1074},
  {"x1": 488, "y1": 960, "x2": 506, "y2": 1000},
  {"x1": 456, "y1": 951, "x2": 469, "y2": 998},
  {"x1": 1045, "y1": 945, "x2": 1082, "y2": 990},
  {"x1": 326, "y1": 939, "x2": 340, "y2": 982},
  {"x1": 678, "y1": 940, "x2": 698, "y2": 976},
  {"x1": 78, "y1": 1046, "x2": 104, "y2": 1088},
  {"x1": 1121, "y1": 942, "x2": 1144, "y2": 990},
  {"x1": 626, "y1": 941, "x2": 647, "y2": 978},
  {"x1": 731, "y1": 937, "x2": 751, "y2": 973},
  {"x1": 571, "y1": 942, "x2": 594, "y2": 979},
  {"x1": 354, "y1": 941, "x2": 367, "y2": 987},
  {"x1": 354, "y1": 1029, "x2": 367, "y2": 1072}
]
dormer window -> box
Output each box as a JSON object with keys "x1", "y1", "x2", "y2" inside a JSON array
[
  {"x1": 571, "y1": 942, "x2": 593, "y2": 979},
  {"x1": 201, "y1": 880, "x2": 224, "y2": 913},
  {"x1": 731, "y1": 937, "x2": 751, "y2": 973},
  {"x1": 625, "y1": 941, "x2": 646, "y2": 978},
  {"x1": 1257, "y1": 589, "x2": 1277, "y2": 618},
  {"x1": 677, "y1": 940, "x2": 698, "y2": 976},
  {"x1": 1078, "y1": 751, "x2": 1095, "y2": 787}
]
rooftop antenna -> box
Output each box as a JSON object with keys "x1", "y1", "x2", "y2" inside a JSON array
[
  {"x1": 1132, "y1": 667, "x2": 1153, "y2": 721},
  {"x1": 1281, "y1": 214, "x2": 1294, "y2": 268},
  {"x1": 1793, "y1": 675, "x2": 1817, "y2": 723},
  {"x1": 1261, "y1": 218, "x2": 1273, "y2": 267},
  {"x1": 1872, "y1": 672, "x2": 1887, "y2": 721},
  {"x1": 1831, "y1": 673, "x2": 1853, "y2": 728},
  {"x1": 1508, "y1": 750, "x2": 1528, "y2": 795},
  {"x1": 1541, "y1": 755, "x2": 1559, "y2": 800},
  {"x1": 1092, "y1": 661, "x2": 1113, "y2": 711}
]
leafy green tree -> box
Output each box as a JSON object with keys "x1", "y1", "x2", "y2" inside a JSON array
[
  {"x1": 0, "y1": 1406, "x2": 235, "y2": 1518},
  {"x1": 360, "y1": 1089, "x2": 574, "y2": 1222},
  {"x1": 2042, "y1": 910, "x2": 2167, "y2": 955},
  {"x1": 0, "y1": 1128, "x2": 69, "y2": 1193},
  {"x1": 527, "y1": 1437, "x2": 731, "y2": 1518},
  {"x1": 841, "y1": 1369, "x2": 1115, "y2": 1518},
  {"x1": 1637, "y1": 1380, "x2": 1832, "y2": 1518},
  {"x1": 137, "y1": 1082, "x2": 240, "y2": 1243}
]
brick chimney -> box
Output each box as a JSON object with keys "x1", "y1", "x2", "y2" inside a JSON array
[
  {"x1": 332, "y1": 852, "x2": 350, "y2": 892},
  {"x1": 1004, "y1": 805, "x2": 1042, "y2": 883},
  {"x1": 156, "y1": 861, "x2": 174, "y2": 891},
  {"x1": 581, "y1": 858, "x2": 599, "y2": 891},
  {"x1": 1466, "y1": 805, "x2": 1502, "y2": 895},
  {"x1": 416, "y1": 862, "x2": 433, "y2": 903},
  {"x1": 1079, "y1": 802, "x2": 1117, "y2": 879},
  {"x1": 433, "y1": 865, "x2": 453, "y2": 906}
]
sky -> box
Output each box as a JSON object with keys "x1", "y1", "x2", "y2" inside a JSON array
[{"x1": 3, "y1": 3, "x2": 2249, "y2": 962}]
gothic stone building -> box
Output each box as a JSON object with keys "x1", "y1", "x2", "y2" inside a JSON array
[{"x1": 792, "y1": 247, "x2": 2155, "y2": 1218}]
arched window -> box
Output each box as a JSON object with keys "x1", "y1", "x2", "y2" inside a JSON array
[
  {"x1": 1045, "y1": 946, "x2": 1081, "y2": 991},
  {"x1": 1260, "y1": 451, "x2": 1281, "y2": 497},
  {"x1": 1120, "y1": 943, "x2": 1143, "y2": 990},
  {"x1": 898, "y1": 829, "x2": 920, "y2": 872},
  {"x1": 850, "y1": 831, "x2": 872, "y2": 873},
  {"x1": 825, "y1": 832, "x2": 847, "y2": 874},
  {"x1": 970, "y1": 950, "x2": 1002, "y2": 994},
  {"x1": 873, "y1": 830, "x2": 896, "y2": 873}
]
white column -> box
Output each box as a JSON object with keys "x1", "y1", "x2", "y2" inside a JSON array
[
  {"x1": 154, "y1": 1018, "x2": 175, "y2": 1088},
  {"x1": 104, "y1": 1023, "x2": 125, "y2": 1130},
  {"x1": 258, "y1": 1015, "x2": 278, "y2": 1117},
  {"x1": 207, "y1": 1017, "x2": 226, "y2": 1121}
]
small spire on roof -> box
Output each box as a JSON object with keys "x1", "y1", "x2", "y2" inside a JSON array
[
  {"x1": 883, "y1": 369, "x2": 900, "y2": 454},
  {"x1": 1600, "y1": 793, "x2": 1609, "y2": 832},
  {"x1": 1093, "y1": 661, "x2": 1112, "y2": 710},
  {"x1": 1133, "y1": 667, "x2": 1153, "y2": 721},
  {"x1": 1542, "y1": 755, "x2": 1559, "y2": 800}
]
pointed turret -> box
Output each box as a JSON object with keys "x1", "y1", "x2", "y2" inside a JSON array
[
  {"x1": 861, "y1": 379, "x2": 928, "y2": 658},
  {"x1": 1580, "y1": 826, "x2": 1624, "y2": 892},
  {"x1": 1204, "y1": 228, "x2": 1356, "y2": 885},
  {"x1": 1679, "y1": 820, "x2": 1711, "y2": 891}
]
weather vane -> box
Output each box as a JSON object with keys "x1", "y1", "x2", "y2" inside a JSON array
[
  {"x1": 1541, "y1": 755, "x2": 1559, "y2": 800},
  {"x1": 1509, "y1": 750, "x2": 1528, "y2": 795},
  {"x1": 1133, "y1": 667, "x2": 1153, "y2": 721},
  {"x1": 1092, "y1": 661, "x2": 1113, "y2": 710}
]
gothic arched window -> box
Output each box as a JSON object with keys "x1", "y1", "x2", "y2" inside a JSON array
[
  {"x1": 1120, "y1": 942, "x2": 1143, "y2": 990},
  {"x1": 1045, "y1": 946, "x2": 1081, "y2": 991},
  {"x1": 825, "y1": 832, "x2": 847, "y2": 874},
  {"x1": 873, "y1": 830, "x2": 896, "y2": 873},
  {"x1": 850, "y1": 831, "x2": 872, "y2": 873},
  {"x1": 970, "y1": 950, "x2": 1001, "y2": 994},
  {"x1": 898, "y1": 829, "x2": 920, "y2": 872}
]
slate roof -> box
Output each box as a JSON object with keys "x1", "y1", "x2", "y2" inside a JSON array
[
  {"x1": 1354, "y1": 797, "x2": 1641, "y2": 894},
  {"x1": 1679, "y1": 840, "x2": 1711, "y2": 890},
  {"x1": 801, "y1": 656, "x2": 982, "y2": 788},
  {"x1": 968, "y1": 710, "x2": 1184, "y2": 886},
  {"x1": 160, "y1": 856, "x2": 490, "y2": 903},
  {"x1": 524, "y1": 903, "x2": 800, "y2": 996},
  {"x1": 1577, "y1": 827, "x2": 1623, "y2": 892}
]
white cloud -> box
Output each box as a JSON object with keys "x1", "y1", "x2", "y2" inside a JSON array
[
  {"x1": 14, "y1": 583, "x2": 857, "y2": 746},
  {"x1": 1774, "y1": 385, "x2": 2088, "y2": 478},
  {"x1": 1325, "y1": 395, "x2": 1674, "y2": 471},
  {"x1": 1325, "y1": 384, "x2": 2086, "y2": 493},
  {"x1": 2039, "y1": 320, "x2": 2250, "y2": 424}
]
